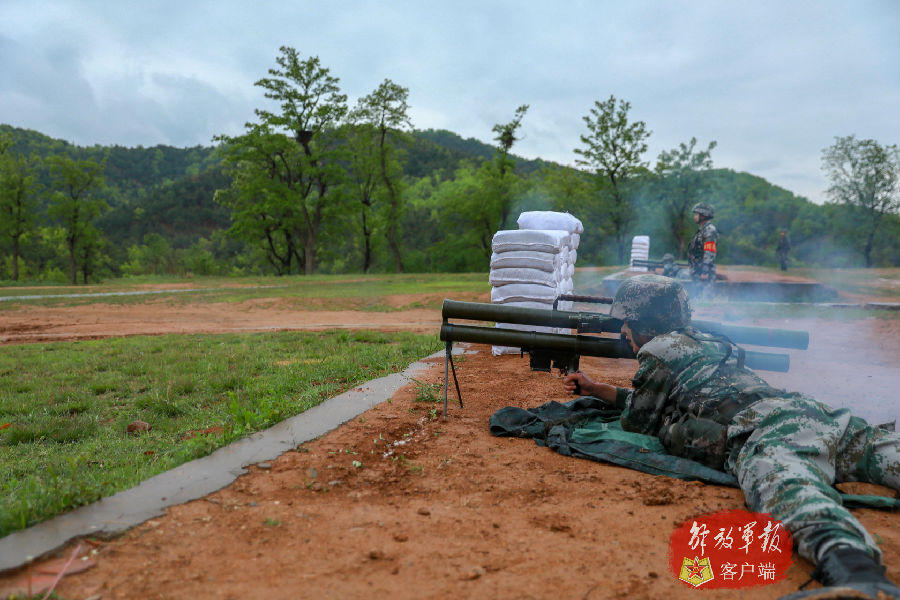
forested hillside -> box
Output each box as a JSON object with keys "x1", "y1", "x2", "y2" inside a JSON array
[{"x1": 1, "y1": 117, "x2": 897, "y2": 284}]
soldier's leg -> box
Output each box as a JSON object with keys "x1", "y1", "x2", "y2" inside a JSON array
[
  {"x1": 727, "y1": 396, "x2": 882, "y2": 563},
  {"x1": 834, "y1": 414, "x2": 900, "y2": 490}
]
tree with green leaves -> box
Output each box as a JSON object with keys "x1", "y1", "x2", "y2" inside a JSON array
[
  {"x1": 538, "y1": 163, "x2": 598, "y2": 260},
  {"x1": 490, "y1": 104, "x2": 529, "y2": 230},
  {"x1": 0, "y1": 136, "x2": 39, "y2": 280},
  {"x1": 215, "y1": 127, "x2": 303, "y2": 274},
  {"x1": 575, "y1": 95, "x2": 650, "y2": 263},
  {"x1": 429, "y1": 162, "x2": 496, "y2": 265},
  {"x1": 347, "y1": 79, "x2": 412, "y2": 272},
  {"x1": 492, "y1": 105, "x2": 529, "y2": 178},
  {"x1": 215, "y1": 46, "x2": 348, "y2": 275},
  {"x1": 342, "y1": 120, "x2": 380, "y2": 272},
  {"x1": 424, "y1": 105, "x2": 532, "y2": 265},
  {"x1": 822, "y1": 135, "x2": 900, "y2": 267},
  {"x1": 653, "y1": 137, "x2": 717, "y2": 258},
  {"x1": 46, "y1": 154, "x2": 107, "y2": 284},
  {"x1": 75, "y1": 225, "x2": 110, "y2": 283}
]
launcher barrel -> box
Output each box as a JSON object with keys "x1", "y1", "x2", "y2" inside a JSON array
[
  {"x1": 441, "y1": 299, "x2": 809, "y2": 350},
  {"x1": 440, "y1": 322, "x2": 791, "y2": 373}
]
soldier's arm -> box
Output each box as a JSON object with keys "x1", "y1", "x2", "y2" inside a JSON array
[
  {"x1": 619, "y1": 355, "x2": 674, "y2": 435},
  {"x1": 701, "y1": 225, "x2": 718, "y2": 266},
  {"x1": 563, "y1": 372, "x2": 618, "y2": 404}
]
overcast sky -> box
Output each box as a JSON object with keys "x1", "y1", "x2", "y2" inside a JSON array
[{"x1": 1, "y1": 1, "x2": 897, "y2": 204}]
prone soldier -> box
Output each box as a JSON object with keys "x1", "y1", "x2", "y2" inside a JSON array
[
  {"x1": 660, "y1": 253, "x2": 680, "y2": 278},
  {"x1": 563, "y1": 275, "x2": 900, "y2": 599}
]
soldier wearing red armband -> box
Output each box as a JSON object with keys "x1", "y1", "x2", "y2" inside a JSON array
[{"x1": 688, "y1": 202, "x2": 718, "y2": 284}]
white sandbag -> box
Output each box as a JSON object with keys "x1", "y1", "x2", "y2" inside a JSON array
[
  {"x1": 517, "y1": 211, "x2": 584, "y2": 234},
  {"x1": 492, "y1": 229, "x2": 571, "y2": 254},
  {"x1": 567, "y1": 249, "x2": 577, "y2": 265},
  {"x1": 630, "y1": 235, "x2": 650, "y2": 271},
  {"x1": 492, "y1": 345, "x2": 521, "y2": 356},
  {"x1": 490, "y1": 250, "x2": 562, "y2": 273},
  {"x1": 490, "y1": 267, "x2": 561, "y2": 287},
  {"x1": 490, "y1": 299, "x2": 559, "y2": 310},
  {"x1": 491, "y1": 282, "x2": 559, "y2": 304},
  {"x1": 565, "y1": 263, "x2": 575, "y2": 279},
  {"x1": 570, "y1": 233, "x2": 580, "y2": 250},
  {"x1": 492, "y1": 298, "x2": 574, "y2": 312},
  {"x1": 496, "y1": 322, "x2": 560, "y2": 333}
]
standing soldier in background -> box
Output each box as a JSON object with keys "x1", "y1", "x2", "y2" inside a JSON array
[
  {"x1": 777, "y1": 230, "x2": 791, "y2": 271},
  {"x1": 688, "y1": 202, "x2": 718, "y2": 283}
]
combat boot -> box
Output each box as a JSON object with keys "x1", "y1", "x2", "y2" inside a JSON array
[{"x1": 780, "y1": 546, "x2": 900, "y2": 599}]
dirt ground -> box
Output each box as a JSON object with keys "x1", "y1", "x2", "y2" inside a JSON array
[{"x1": 1, "y1": 269, "x2": 898, "y2": 599}]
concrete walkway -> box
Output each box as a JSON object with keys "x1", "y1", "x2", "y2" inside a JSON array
[{"x1": 0, "y1": 348, "x2": 466, "y2": 573}]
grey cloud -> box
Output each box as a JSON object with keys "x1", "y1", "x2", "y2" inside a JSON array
[{"x1": 0, "y1": 0, "x2": 896, "y2": 205}]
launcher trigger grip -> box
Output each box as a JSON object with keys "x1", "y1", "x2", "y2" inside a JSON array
[{"x1": 563, "y1": 368, "x2": 581, "y2": 396}]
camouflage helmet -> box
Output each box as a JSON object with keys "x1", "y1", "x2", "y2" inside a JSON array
[
  {"x1": 661, "y1": 253, "x2": 675, "y2": 263},
  {"x1": 692, "y1": 202, "x2": 714, "y2": 219},
  {"x1": 610, "y1": 274, "x2": 692, "y2": 336}
]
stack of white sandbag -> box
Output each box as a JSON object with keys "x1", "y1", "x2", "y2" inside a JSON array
[
  {"x1": 489, "y1": 211, "x2": 583, "y2": 355},
  {"x1": 629, "y1": 235, "x2": 650, "y2": 271}
]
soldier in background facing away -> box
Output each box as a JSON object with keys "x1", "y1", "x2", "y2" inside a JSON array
[
  {"x1": 777, "y1": 230, "x2": 791, "y2": 271},
  {"x1": 563, "y1": 275, "x2": 900, "y2": 600},
  {"x1": 688, "y1": 202, "x2": 718, "y2": 284}
]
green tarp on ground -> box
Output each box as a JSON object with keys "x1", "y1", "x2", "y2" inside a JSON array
[{"x1": 489, "y1": 396, "x2": 899, "y2": 510}]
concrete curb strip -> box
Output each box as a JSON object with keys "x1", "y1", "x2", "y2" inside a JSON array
[{"x1": 0, "y1": 348, "x2": 467, "y2": 573}]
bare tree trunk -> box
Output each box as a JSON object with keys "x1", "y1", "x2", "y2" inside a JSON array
[
  {"x1": 379, "y1": 131, "x2": 404, "y2": 273},
  {"x1": 68, "y1": 241, "x2": 78, "y2": 285},
  {"x1": 864, "y1": 229, "x2": 875, "y2": 268},
  {"x1": 12, "y1": 238, "x2": 19, "y2": 281},
  {"x1": 361, "y1": 207, "x2": 372, "y2": 273},
  {"x1": 304, "y1": 235, "x2": 316, "y2": 275}
]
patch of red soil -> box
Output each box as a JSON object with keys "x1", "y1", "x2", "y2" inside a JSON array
[{"x1": 0, "y1": 351, "x2": 896, "y2": 599}]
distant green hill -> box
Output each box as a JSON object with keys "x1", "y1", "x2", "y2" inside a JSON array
[
  {"x1": 3, "y1": 123, "x2": 896, "y2": 274},
  {"x1": 1, "y1": 124, "x2": 526, "y2": 259},
  {"x1": 410, "y1": 128, "x2": 547, "y2": 177}
]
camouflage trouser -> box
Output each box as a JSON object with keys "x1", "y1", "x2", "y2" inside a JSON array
[
  {"x1": 724, "y1": 394, "x2": 900, "y2": 563},
  {"x1": 691, "y1": 262, "x2": 716, "y2": 283}
]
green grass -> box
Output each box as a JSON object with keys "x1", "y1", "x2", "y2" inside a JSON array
[
  {"x1": 0, "y1": 273, "x2": 491, "y2": 311},
  {"x1": 0, "y1": 329, "x2": 442, "y2": 537}
]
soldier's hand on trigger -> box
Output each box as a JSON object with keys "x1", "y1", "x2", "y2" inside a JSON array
[{"x1": 563, "y1": 371, "x2": 592, "y2": 396}]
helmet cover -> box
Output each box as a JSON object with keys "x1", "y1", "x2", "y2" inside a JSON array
[
  {"x1": 692, "y1": 202, "x2": 714, "y2": 219},
  {"x1": 610, "y1": 274, "x2": 692, "y2": 336}
]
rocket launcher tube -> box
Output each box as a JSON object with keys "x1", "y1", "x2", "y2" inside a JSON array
[
  {"x1": 439, "y1": 323, "x2": 791, "y2": 373},
  {"x1": 441, "y1": 300, "x2": 809, "y2": 350},
  {"x1": 631, "y1": 258, "x2": 689, "y2": 268}
]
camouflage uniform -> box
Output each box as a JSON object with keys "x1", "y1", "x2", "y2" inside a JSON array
[
  {"x1": 611, "y1": 327, "x2": 900, "y2": 564},
  {"x1": 688, "y1": 220, "x2": 718, "y2": 281},
  {"x1": 777, "y1": 232, "x2": 791, "y2": 271},
  {"x1": 660, "y1": 254, "x2": 680, "y2": 278},
  {"x1": 661, "y1": 264, "x2": 680, "y2": 278}
]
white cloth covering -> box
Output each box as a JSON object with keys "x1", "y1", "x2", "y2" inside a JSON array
[
  {"x1": 517, "y1": 211, "x2": 584, "y2": 234},
  {"x1": 492, "y1": 229, "x2": 571, "y2": 254}
]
